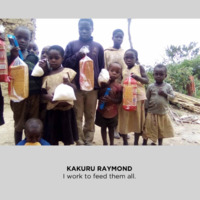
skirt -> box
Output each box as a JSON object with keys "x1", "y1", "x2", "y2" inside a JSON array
[
  {"x1": 143, "y1": 112, "x2": 174, "y2": 143},
  {"x1": 95, "y1": 110, "x2": 118, "y2": 128},
  {"x1": 117, "y1": 100, "x2": 145, "y2": 134},
  {"x1": 44, "y1": 108, "x2": 79, "y2": 145}
]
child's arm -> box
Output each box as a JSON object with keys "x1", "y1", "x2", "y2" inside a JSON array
[
  {"x1": 101, "y1": 86, "x2": 122, "y2": 104},
  {"x1": 131, "y1": 65, "x2": 149, "y2": 84},
  {"x1": 98, "y1": 44, "x2": 105, "y2": 71},
  {"x1": 62, "y1": 42, "x2": 85, "y2": 68},
  {"x1": 145, "y1": 86, "x2": 151, "y2": 116},
  {"x1": 41, "y1": 88, "x2": 54, "y2": 102},
  {"x1": 63, "y1": 76, "x2": 77, "y2": 91},
  {"x1": 7, "y1": 47, "x2": 20, "y2": 66},
  {"x1": 158, "y1": 84, "x2": 175, "y2": 100},
  {"x1": 38, "y1": 59, "x2": 50, "y2": 75}
]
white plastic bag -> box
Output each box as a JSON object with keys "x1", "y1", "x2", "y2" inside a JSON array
[
  {"x1": 31, "y1": 62, "x2": 44, "y2": 77},
  {"x1": 53, "y1": 83, "x2": 76, "y2": 102},
  {"x1": 98, "y1": 68, "x2": 110, "y2": 86}
]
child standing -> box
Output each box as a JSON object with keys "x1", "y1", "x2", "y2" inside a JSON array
[
  {"x1": 7, "y1": 26, "x2": 43, "y2": 145},
  {"x1": 104, "y1": 29, "x2": 126, "y2": 71},
  {"x1": 95, "y1": 62, "x2": 122, "y2": 145},
  {"x1": 143, "y1": 64, "x2": 175, "y2": 145},
  {"x1": 17, "y1": 118, "x2": 50, "y2": 146},
  {"x1": 42, "y1": 45, "x2": 78, "y2": 145},
  {"x1": 62, "y1": 18, "x2": 104, "y2": 145},
  {"x1": 104, "y1": 29, "x2": 127, "y2": 139},
  {"x1": 118, "y1": 49, "x2": 149, "y2": 145}
]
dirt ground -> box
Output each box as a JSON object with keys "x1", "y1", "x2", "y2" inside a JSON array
[{"x1": 0, "y1": 82, "x2": 200, "y2": 146}]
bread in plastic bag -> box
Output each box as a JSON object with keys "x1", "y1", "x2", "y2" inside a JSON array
[
  {"x1": 31, "y1": 62, "x2": 44, "y2": 77},
  {"x1": 52, "y1": 83, "x2": 76, "y2": 102},
  {"x1": 98, "y1": 68, "x2": 110, "y2": 86},
  {"x1": 8, "y1": 57, "x2": 29, "y2": 102},
  {"x1": 79, "y1": 46, "x2": 94, "y2": 91}
]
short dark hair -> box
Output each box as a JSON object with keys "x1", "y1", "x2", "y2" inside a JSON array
[
  {"x1": 108, "y1": 62, "x2": 122, "y2": 70},
  {"x1": 14, "y1": 26, "x2": 31, "y2": 38},
  {"x1": 25, "y1": 118, "x2": 43, "y2": 138},
  {"x1": 154, "y1": 64, "x2": 167, "y2": 73},
  {"x1": 78, "y1": 18, "x2": 93, "y2": 28},
  {"x1": 112, "y1": 29, "x2": 124, "y2": 37},
  {"x1": 125, "y1": 48, "x2": 139, "y2": 63},
  {"x1": 48, "y1": 45, "x2": 64, "y2": 57}
]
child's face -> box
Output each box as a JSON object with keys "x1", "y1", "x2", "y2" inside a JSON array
[
  {"x1": 48, "y1": 49, "x2": 63, "y2": 70},
  {"x1": 112, "y1": 32, "x2": 124, "y2": 48},
  {"x1": 79, "y1": 21, "x2": 93, "y2": 41},
  {"x1": 15, "y1": 29, "x2": 31, "y2": 51},
  {"x1": 40, "y1": 46, "x2": 50, "y2": 60},
  {"x1": 124, "y1": 51, "x2": 136, "y2": 68},
  {"x1": 28, "y1": 42, "x2": 39, "y2": 55},
  {"x1": 108, "y1": 63, "x2": 122, "y2": 81},
  {"x1": 153, "y1": 67, "x2": 167, "y2": 84}
]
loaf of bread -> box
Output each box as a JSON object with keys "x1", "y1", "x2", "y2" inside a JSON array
[
  {"x1": 9, "y1": 64, "x2": 29, "y2": 101},
  {"x1": 79, "y1": 56, "x2": 94, "y2": 91},
  {"x1": 123, "y1": 85, "x2": 134, "y2": 106}
]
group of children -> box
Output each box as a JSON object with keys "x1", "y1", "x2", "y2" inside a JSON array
[{"x1": 0, "y1": 18, "x2": 175, "y2": 146}]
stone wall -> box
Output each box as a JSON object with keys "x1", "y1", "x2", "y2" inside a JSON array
[{"x1": 0, "y1": 18, "x2": 36, "y2": 104}]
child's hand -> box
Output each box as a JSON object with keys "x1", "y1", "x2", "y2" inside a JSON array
[
  {"x1": 131, "y1": 73, "x2": 139, "y2": 81},
  {"x1": 158, "y1": 89, "x2": 167, "y2": 98},
  {"x1": 10, "y1": 47, "x2": 19, "y2": 59},
  {"x1": 100, "y1": 82, "x2": 109, "y2": 89},
  {"x1": 45, "y1": 93, "x2": 54, "y2": 103},
  {"x1": 76, "y1": 51, "x2": 85, "y2": 60},
  {"x1": 101, "y1": 95, "x2": 112, "y2": 103},
  {"x1": 57, "y1": 102, "x2": 70, "y2": 107},
  {"x1": 63, "y1": 75, "x2": 70, "y2": 84},
  {"x1": 39, "y1": 59, "x2": 48, "y2": 70}
]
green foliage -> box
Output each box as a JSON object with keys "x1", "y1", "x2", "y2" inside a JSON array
[
  {"x1": 164, "y1": 42, "x2": 200, "y2": 64},
  {"x1": 165, "y1": 61, "x2": 193, "y2": 94}
]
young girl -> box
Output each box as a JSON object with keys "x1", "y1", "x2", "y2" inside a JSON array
[
  {"x1": 143, "y1": 64, "x2": 175, "y2": 145},
  {"x1": 95, "y1": 62, "x2": 122, "y2": 145},
  {"x1": 118, "y1": 49, "x2": 149, "y2": 145},
  {"x1": 42, "y1": 45, "x2": 78, "y2": 145}
]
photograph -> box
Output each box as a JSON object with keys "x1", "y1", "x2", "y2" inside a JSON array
[{"x1": 0, "y1": 0, "x2": 200, "y2": 199}]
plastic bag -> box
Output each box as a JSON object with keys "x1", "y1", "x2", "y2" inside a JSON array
[
  {"x1": 31, "y1": 62, "x2": 44, "y2": 77},
  {"x1": 0, "y1": 25, "x2": 9, "y2": 82},
  {"x1": 53, "y1": 83, "x2": 76, "y2": 102},
  {"x1": 8, "y1": 57, "x2": 29, "y2": 102},
  {"x1": 79, "y1": 46, "x2": 94, "y2": 91},
  {"x1": 98, "y1": 68, "x2": 110, "y2": 86},
  {"x1": 123, "y1": 76, "x2": 137, "y2": 111}
]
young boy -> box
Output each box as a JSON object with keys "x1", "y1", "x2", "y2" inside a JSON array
[
  {"x1": 7, "y1": 26, "x2": 43, "y2": 145},
  {"x1": 104, "y1": 29, "x2": 126, "y2": 71},
  {"x1": 17, "y1": 118, "x2": 50, "y2": 146},
  {"x1": 63, "y1": 18, "x2": 104, "y2": 145},
  {"x1": 27, "y1": 41, "x2": 39, "y2": 56},
  {"x1": 104, "y1": 29, "x2": 127, "y2": 139},
  {"x1": 143, "y1": 64, "x2": 175, "y2": 145}
]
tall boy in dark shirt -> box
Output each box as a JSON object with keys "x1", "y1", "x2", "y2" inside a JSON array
[{"x1": 63, "y1": 18, "x2": 104, "y2": 145}]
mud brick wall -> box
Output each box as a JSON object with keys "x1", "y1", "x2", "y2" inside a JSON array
[{"x1": 0, "y1": 18, "x2": 36, "y2": 104}]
